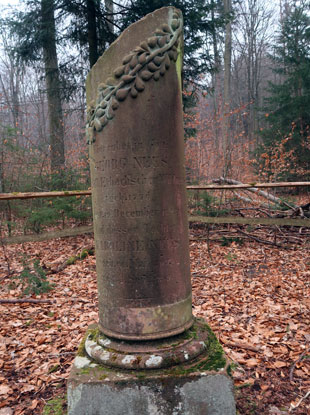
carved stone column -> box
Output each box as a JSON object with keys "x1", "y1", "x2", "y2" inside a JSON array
[
  {"x1": 67, "y1": 9, "x2": 236, "y2": 414},
  {"x1": 86, "y1": 7, "x2": 192, "y2": 341}
]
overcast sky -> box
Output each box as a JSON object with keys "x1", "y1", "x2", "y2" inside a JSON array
[{"x1": 0, "y1": 0, "x2": 19, "y2": 4}]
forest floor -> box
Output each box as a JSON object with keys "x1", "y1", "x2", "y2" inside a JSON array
[{"x1": 0, "y1": 224, "x2": 309, "y2": 414}]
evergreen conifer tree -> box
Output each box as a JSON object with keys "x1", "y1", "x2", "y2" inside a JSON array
[{"x1": 258, "y1": 2, "x2": 310, "y2": 180}]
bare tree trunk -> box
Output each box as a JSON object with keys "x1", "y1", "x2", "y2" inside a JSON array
[
  {"x1": 223, "y1": 0, "x2": 232, "y2": 176},
  {"x1": 41, "y1": 0, "x2": 65, "y2": 175},
  {"x1": 211, "y1": 0, "x2": 220, "y2": 152},
  {"x1": 105, "y1": 0, "x2": 114, "y2": 35},
  {"x1": 87, "y1": 0, "x2": 99, "y2": 67}
]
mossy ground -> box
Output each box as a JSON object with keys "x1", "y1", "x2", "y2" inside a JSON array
[{"x1": 43, "y1": 393, "x2": 66, "y2": 415}]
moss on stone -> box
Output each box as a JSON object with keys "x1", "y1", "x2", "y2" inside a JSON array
[
  {"x1": 43, "y1": 394, "x2": 66, "y2": 415},
  {"x1": 74, "y1": 320, "x2": 228, "y2": 381},
  {"x1": 200, "y1": 324, "x2": 226, "y2": 371},
  {"x1": 77, "y1": 327, "x2": 99, "y2": 357},
  {"x1": 79, "y1": 367, "x2": 91, "y2": 375},
  {"x1": 76, "y1": 335, "x2": 87, "y2": 357},
  {"x1": 88, "y1": 327, "x2": 99, "y2": 341},
  {"x1": 166, "y1": 320, "x2": 227, "y2": 376}
]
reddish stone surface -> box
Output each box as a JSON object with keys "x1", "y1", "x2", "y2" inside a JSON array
[{"x1": 87, "y1": 7, "x2": 193, "y2": 340}]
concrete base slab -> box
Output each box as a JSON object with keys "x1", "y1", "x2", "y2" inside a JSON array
[{"x1": 67, "y1": 321, "x2": 236, "y2": 415}]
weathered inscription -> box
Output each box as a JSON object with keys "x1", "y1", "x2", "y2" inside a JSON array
[
  {"x1": 97, "y1": 207, "x2": 179, "y2": 219},
  {"x1": 102, "y1": 191, "x2": 151, "y2": 204},
  {"x1": 102, "y1": 258, "x2": 179, "y2": 269},
  {"x1": 93, "y1": 174, "x2": 184, "y2": 188},
  {"x1": 97, "y1": 238, "x2": 180, "y2": 252},
  {"x1": 133, "y1": 156, "x2": 168, "y2": 169},
  {"x1": 96, "y1": 157, "x2": 127, "y2": 171},
  {"x1": 94, "y1": 156, "x2": 168, "y2": 172},
  {"x1": 94, "y1": 138, "x2": 169, "y2": 155}
]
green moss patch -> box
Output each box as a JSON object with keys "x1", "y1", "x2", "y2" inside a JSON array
[
  {"x1": 167, "y1": 320, "x2": 227, "y2": 376},
  {"x1": 43, "y1": 393, "x2": 66, "y2": 415},
  {"x1": 77, "y1": 327, "x2": 99, "y2": 357}
]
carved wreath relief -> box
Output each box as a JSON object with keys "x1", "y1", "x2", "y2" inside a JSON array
[{"x1": 86, "y1": 10, "x2": 183, "y2": 144}]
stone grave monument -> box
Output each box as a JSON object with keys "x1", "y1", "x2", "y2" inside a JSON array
[{"x1": 67, "y1": 7, "x2": 236, "y2": 414}]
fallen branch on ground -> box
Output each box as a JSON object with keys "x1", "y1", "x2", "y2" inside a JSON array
[
  {"x1": 0, "y1": 298, "x2": 54, "y2": 304},
  {"x1": 213, "y1": 177, "x2": 297, "y2": 210},
  {"x1": 237, "y1": 229, "x2": 285, "y2": 248}
]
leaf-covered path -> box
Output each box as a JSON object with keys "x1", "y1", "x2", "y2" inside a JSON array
[{"x1": 0, "y1": 226, "x2": 309, "y2": 414}]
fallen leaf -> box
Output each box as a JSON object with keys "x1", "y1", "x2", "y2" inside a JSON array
[{"x1": 0, "y1": 385, "x2": 12, "y2": 396}]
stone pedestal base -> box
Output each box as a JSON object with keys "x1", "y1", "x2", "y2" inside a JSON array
[
  {"x1": 68, "y1": 365, "x2": 235, "y2": 415},
  {"x1": 67, "y1": 321, "x2": 236, "y2": 415}
]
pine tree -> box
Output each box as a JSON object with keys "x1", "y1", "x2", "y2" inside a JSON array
[
  {"x1": 258, "y1": 2, "x2": 310, "y2": 180},
  {"x1": 6, "y1": 0, "x2": 65, "y2": 175}
]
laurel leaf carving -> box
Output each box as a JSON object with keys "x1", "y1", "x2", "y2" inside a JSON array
[
  {"x1": 171, "y1": 19, "x2": 180, "y2": 30},
  {"x1": 168, "y1": 50, "x2": 178, "y2": 61},
  {"x1": 130, "y1": 86, "x2": 138, "y2": 98},
  {"x1": 140, "y1": 41, "x2": 149, "y2": 51},
  {"x1": 99, "y1": 100, "x2": 107, "y2": 108},
  {"x1": 147, "y1": 37, "x2": 158, "y2": 48},
  {"x1": 140, "y1": 70, "x2": 153, "y2": 81},
  {"x1": 106, "y1": 77, "x2": 115, "y2": 86},
  {"x1": 87, "y1": 10, "x2": 183, "y2": 142},
  {"x1": 135, "y1": 76, "x2": 145, "y2": 92},
  {"x1": 158, "y1": 36, "x2": 167, "y2": 48},
  {"x1": 134, "y1": 46, "x2": 145, "y2": 53},
  {"x1": 94, "y1": 119, "x2": 102, "y2": 132},
  {"x1": 154, "y1": 55, "x2": 165, "y2": 65},
  {"x1": 124, "y1": 63, "x2": 131, "y2": 75},
  {"x1": 116, "y1": 88, "x2": 129, "y2": 101},
  {"x1": 160, "y1": 65, "x2": 166, "y2": 76},
  {"x1": 107, "y1": 107, "x2": 115, "y2": 119},
  {"x1": 96, "y1": 108, "x2": 105, "y2": 117},
  {"x1": 164, "y1": 54, "x2": 171, "y2": 69},
  {"x1": 98, "y1": 83, "x2": 107, "y2": 91},
  {"x1": 111, "y1": 98, "x2": 119, "y2": 110},
  {"x1": 99, "y1": 116, "x2": 108, "y2": 127},
  {"x1": 122, "y1": 74, "x2": 135, "y2": 83},
  {"x1": 161, "y1": 23, "x2": 172, "y2": 33},
  {"x1": 102, "y1": 88, "x2": 110, "y2": 98},
  {"x1": 148, "y1": 62, "x2": 159, "y2": 72},
  {"x1": 138, "y1": 53, "x2": 148, "y2": 65},
  {"x1": 114, "y1": 66, "x2": 125, "y2": 78},
  {"x1": 153, "y1": 71, "x2": 160, "y2": 81},
  {"x1": 130, "y1": 55, "x2": 138, "y2": 69},
  {"x1": 122, "y1": 53, "x2": 134, "y2": 64},
  {"x1": 155, "y1": 29, "x2": 165, "y2": 36}
]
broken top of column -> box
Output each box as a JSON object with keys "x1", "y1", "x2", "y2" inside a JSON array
[
  {"x1": 86, "y1": 7, "x2": 183, "y2": 141},
  {"x1": 86, "y1": 7, "x2": 193, "y2": 341}
]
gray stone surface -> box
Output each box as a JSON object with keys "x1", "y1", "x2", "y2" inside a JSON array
[{"x1": 68, "y1": 359, "x2": 236, "y2": 415}]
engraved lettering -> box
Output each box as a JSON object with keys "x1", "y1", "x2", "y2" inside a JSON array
[
  {"x1": 96, "y1": 157, "x2": 127, "y2": 171},
  {"x1": 133, "y1": 156, "x2": 168, "y2": 169},
  {"x1": 98, "y1": 238, "x2": 180, "y2": 252}
]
